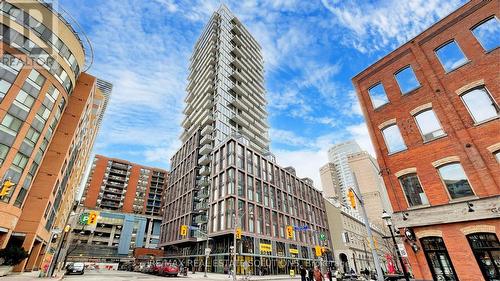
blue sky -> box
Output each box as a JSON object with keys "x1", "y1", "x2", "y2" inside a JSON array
[{"x1": 60, "y1": 0, "x2": 465, "y2": 186}]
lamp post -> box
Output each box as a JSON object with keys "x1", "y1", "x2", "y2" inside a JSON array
[
  {"x1": 381, "y1": 210, "x2": 410, "y2": 281},
  {"x1": 232, "y1": 209, "x2": 253, "y2": 281}
]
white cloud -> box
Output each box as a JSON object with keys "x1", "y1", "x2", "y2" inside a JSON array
[
  {"x1": 346, "y1": 122, "x2": 375, "y2": 156},
  {"x1": 321, "y1": 0, "x2": 465, "y2": 53}
]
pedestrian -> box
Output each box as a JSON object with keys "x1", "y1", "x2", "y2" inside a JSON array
[
  {"x1": 300, "y1": 265, "x2": 307, "y2": 281},
  {"x1": 313, "y1": 266, "x2": 323, "y2": 281},
  {"x1": 308, "y1": 267, "x2": 314, "y2": 281},
  {"x1": 327, "y1": 268, "x2": 333, "y2": 281}
]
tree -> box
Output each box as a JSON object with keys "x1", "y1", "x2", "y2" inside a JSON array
[{"x1": 0, "y1": 245, "x2": 29, "y2": 266}]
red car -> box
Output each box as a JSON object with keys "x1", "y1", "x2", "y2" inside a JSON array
[{"x1": 159, "y1": 262, "x2": 179, "y2": 277}]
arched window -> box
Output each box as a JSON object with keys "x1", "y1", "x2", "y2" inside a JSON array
[
  {"x1": 466, "y1": 233, "x2": 500, "y2": 280},
  {"x1": 420, "y1": 236, "x2": 458, "y2": 280},
  {"x1": 437, "y1": 162, "x2": 474, "y2": 199}
]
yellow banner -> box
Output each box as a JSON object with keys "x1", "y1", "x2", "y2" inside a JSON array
[
  {"x1": 260, "y1": 243, "x2": 272, "y2": 252},
  {"x1": 289, "y1": 248, "x2": 299, "y2": 254}
]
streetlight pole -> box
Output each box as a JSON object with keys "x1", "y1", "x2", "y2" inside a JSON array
[
  {"x1": 382, "y1": 210, "x2": 410, "y2": 281},
  {"x1": 232, "y1": 209, "x2": 253, "y2": 281},
  {"x1": 351, "y1": 173, "x2": 385, "y2": 281}
]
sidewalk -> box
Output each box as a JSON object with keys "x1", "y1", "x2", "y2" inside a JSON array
[
  {"x1": 1, "y1": 270, "x2": 64, "y2": 281},
  {"x1": 185, "y1": 272, "x2": 300, "y2": 280}
]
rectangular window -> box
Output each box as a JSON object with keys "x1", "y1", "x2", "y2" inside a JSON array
[
  {"x1": 381, "y1": 124, "x2": 407, "y2": 154},
  {"x1": 368, "y1": 83, "x2": 389, "y2": 108},
  {"x1": 399, "y1": 173, "x2": 429, "y2": 207},
  {"x1": 461, "y1": 87, "x2": 499, "y2": 124},
  {"x1": 395, "y1": 66, "x2": 420, "y2": 94},
  {"x1": 247, "y1": 175, "x2": 254, "y2": 201},
  {"x1": 437, "y1": 163, "x2": 474, "y2": 199},
  {"x1": 0, "y1": 114, "x2": 23, "y2": 136},
  {"x1": 421, "y1": 237, "x2": 458, "y2": 281},
  {"x1": 471, "y1": 17, "x2": 499, "y2": 52},
  {"x1": 414, "y1": 109, "x2": 445, "y2": 142},
  {"x1": 435, "y1": 41, "x2": 468, "y2": 72}
]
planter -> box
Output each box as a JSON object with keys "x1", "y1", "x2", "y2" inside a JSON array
[{"x1": 0, "y1": 265, "x2": 13, "y2": 277}]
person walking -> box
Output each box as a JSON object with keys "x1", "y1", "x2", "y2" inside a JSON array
[
  {"x1": 308, "y1": 267, "x2": 314, "y2": 281},
  {"x1": 313, "y1": 266, "x2": 324, "y2": 281},
  {"x1": 300, "y1": 265, "x2": 307, "y2": 281}
]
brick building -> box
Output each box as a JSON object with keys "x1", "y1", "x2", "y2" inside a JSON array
[
  {"x1": 0, "y1": 0, "x2": 109, "y2": 272},
  {"x1": 81, "y1": 155, "x2": 168, "y2": 217},
  {"x1": 352, "y1": 1, "x2": 499, "y2": 280}
]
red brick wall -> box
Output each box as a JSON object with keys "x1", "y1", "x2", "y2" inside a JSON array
[
  {"x1": 406, "y1": 219, "x2": 500, "y2": 281},
  {"x1": 352, "y1": 0, "x2": 499, "y2": 212},
  {"x1": 83, "y1": 155, "x2": 108, "y2": 208},
  {"x1": 122, "y1": 164, "x2": 140, "y2": 213},
  {"x1": 352, "y1": 1, "x2": 499, "y2": 280}
]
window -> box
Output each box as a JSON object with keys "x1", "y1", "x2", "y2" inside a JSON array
[
  {"x1": 395, "y1": 66, "x2": 420, "y2": 94},
  {"x1": 0, "y1": 114, "x2": 23, "y2": 136},
  {"x1": 437, "y1": 163, "x2": 474, "y2": 199},
  {"x1": 471, "y1": 17, "x2": 499, "y2": 52},
  {"x1": 14, "y1": 90, "x2": 36, "y2": 112},
  {"x1": 461, "y1": 87, "x2": 499, "y2": 123},
  {"x1": 368, "y1": 83, "x2": 389, "y2": 108},
  {"x1": 0, "y1": 144, "x2": 9, "y2": 165},
  {"x1": 420, "y1": 237, "x2": 458, "y2": 281},
  {"x1": 466, "y1": 233, "x2": 500, "y2": 280},
  {"x1": 399, "y1": 173, "x2": 429, "y2": 207},
  {"x1": 435, "y1": 41, "x2": 468, "y2": 72},
  {"x1": 382, "y1": 124, "x2": 407, "y2": 154},
  {"x1": 414, "y1": 109, "x2": 445, "y2": 142},
  {"x1": 495, "y1": 150, "x2": 500, "y2": 163}
]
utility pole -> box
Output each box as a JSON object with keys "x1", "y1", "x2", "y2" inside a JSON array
[{"x1": 351, "y1": 172, "x2": 384, "y2": 281}]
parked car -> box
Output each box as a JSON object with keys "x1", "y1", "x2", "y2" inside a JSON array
[
  {"x1": 65, "y1": 262, "x2": 85, "y2": 275},
  {"x1": 158, "y1": 262, "x2": 179, "y2": 277}
]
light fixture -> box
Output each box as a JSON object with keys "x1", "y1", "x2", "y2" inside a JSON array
[
  {"x1": 467, "y1": 202, "x2": 474, "y2": 212},
  {"x1": 381, "y1": 210, "x2": 392, "y2": 226}
]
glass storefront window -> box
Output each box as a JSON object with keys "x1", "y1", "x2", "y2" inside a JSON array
[
  {"x1": 421, "y1": 237, "x2": 458, "y2": 281},
  {"x1": 467, "y1": 233, "x2": 500, "y2": 280}
]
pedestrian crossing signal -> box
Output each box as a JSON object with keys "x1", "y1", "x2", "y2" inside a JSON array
[
  {"x1": 286, "y1": 225, "x2": 294, "y2": 239},
  {"x1": 180, "y1": 225, "x2": 188, "y2": 236}
]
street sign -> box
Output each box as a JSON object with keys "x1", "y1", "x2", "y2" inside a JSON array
[
  {"x1": 205, "y1": 248, "x2": 211, "y2": 255},
  {"x1": 398, "y1": 243, "x2": 408, "y2": 257},
  {"x1": 293, "y1": 225, "x2": 309, "y2": 231},
  {"x1": 79, "y1": 213, "x2": 89, "y2": 225},
  {"x1": 319, "y1": 233, "x2": 326, "y2": 241}
]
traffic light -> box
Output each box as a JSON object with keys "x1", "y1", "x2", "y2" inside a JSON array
[
  {"x1": 236, "y1": 227, "x2": 242, "y2": 239},
  {"x1": 87, "y1": 211, "x2": 99, "y2": 225},
  {"x1": 315, "y1": 245, "x2": 322, "y2": 257},
  {"x1": 286, "y1": 225, "x2": 294, "y2": 239},
  {"x1": 347, "y1": 189, "x2": 356, "y2": 209},
  {"x1": 0, "y1": 180, "x2": 15, "y2": 198},
  {"x1": 180, "y1": 225, "x2": 188, "y2": 236}
]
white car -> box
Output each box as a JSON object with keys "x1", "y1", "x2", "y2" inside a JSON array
[{"x1": 65, "y1": 262, "x2": 85, "y2": 275}]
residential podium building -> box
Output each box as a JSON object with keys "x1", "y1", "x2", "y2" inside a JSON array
[
  {"x1": 70, "y1": 155, "x2": 168, "y2": 262},
  {"x1": 352, "y1": 1, "x2": 499, "y2": 280},
  {"x1": 159, "y1": 5, "x2": 331, "y2": 275},
  {"x1": 0, "y1": 0, "x2": 109, "y2": 272}
]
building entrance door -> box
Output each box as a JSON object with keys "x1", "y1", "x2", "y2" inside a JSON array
[{"x1": 421, "y1": 237, "x2": 458, "y2": 281}]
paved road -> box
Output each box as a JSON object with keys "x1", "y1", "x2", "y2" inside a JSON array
[{"x1": 62, "y1": 270, "x2": 301, "y2": 281}]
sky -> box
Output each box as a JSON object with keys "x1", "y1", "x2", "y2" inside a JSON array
[{"x1": 59, "y1": 0, "x2": 466, "y2": 187}]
